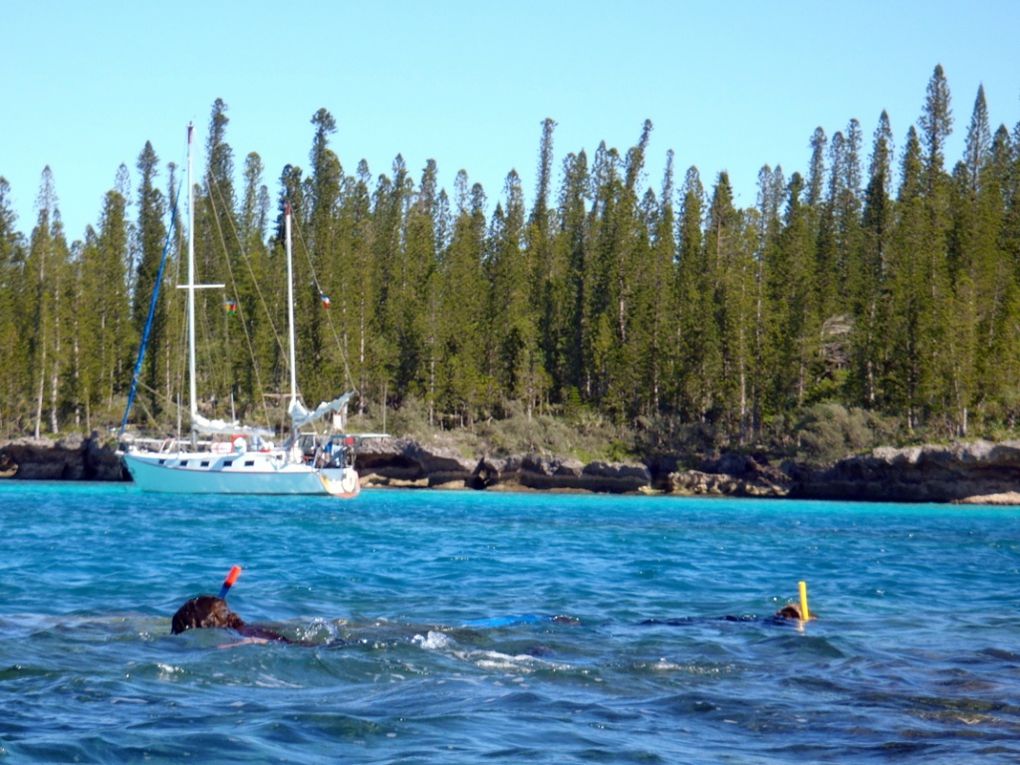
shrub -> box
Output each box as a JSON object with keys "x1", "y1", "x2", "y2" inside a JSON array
[{"x1": 794, "y1": 403, "x2": 900, "y2": 465}]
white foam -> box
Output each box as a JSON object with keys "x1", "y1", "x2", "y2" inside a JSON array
[
  {"x1": 412, "y1": 630, "x2": 454, "y2": 650},
  {"x1": 465, "y1": 649, "x2": 569, "y2": 673},
  {"x1": 156, "y1": 663, "x2": 183, "y2": 679}
]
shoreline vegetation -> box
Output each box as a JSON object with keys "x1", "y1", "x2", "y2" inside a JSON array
[
  {"x1": 2, "y1": 408, "x2": 1019, "y2": 505},
  {"x1": 2, "y1": 66, "x2": 1020, "y2": 481}
]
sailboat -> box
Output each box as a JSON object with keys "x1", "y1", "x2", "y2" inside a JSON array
[{"x1": 120, "y1": 124, "x2": 361, "y2": 497}]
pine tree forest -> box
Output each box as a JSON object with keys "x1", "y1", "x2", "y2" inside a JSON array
[{"x1": 3, "y1": 67, "x2": 1020, "y2": 454}]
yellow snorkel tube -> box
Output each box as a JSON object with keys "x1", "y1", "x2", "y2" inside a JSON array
[{"x1": 799, "y1": 580, "x2": 812, "y2": 620}]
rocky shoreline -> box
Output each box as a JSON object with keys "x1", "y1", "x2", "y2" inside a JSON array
[{"x1": 2, "y1": 434, "x2": 1019, "y2": 505}]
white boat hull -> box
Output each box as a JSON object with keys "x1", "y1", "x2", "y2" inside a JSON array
[{"x1": 122, "y1": 449, "x2": 360, "y2": 497}]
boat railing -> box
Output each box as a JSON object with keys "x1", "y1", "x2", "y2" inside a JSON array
[{"x1": 127, "y1": 436, "x2": 254, "y2": 454}]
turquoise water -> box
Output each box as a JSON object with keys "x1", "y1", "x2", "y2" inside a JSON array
[{"x1": 2, "y1": 483, "x2": 1020, "y2": 763}]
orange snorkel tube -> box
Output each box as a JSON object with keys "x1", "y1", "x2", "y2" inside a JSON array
[{"x1": 218, "y1": 565, "x2": 242, "y2": 599}]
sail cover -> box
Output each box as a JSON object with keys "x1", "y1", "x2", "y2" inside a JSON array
[
  {"x1": 288, "y1": 391, "x2": 354, "y2": 429},
  {"x1": 192, "y1": 412, "x2": 274, "y2": 438}
]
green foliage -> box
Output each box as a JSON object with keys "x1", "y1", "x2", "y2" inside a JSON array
[
  {"x1": 794, "y1": 403, "x2": 902, "y2": 465},
  {"x1": 466, "y1": 401, "x2": 635, "y2": 461},
  {"x1": 3, "y1": 70, "x2": 1020, "y2": 455}
]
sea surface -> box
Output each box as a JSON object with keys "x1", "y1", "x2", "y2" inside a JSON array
[{"x1": 2, "y1": 482, "x2": 1020, "y2": 763}]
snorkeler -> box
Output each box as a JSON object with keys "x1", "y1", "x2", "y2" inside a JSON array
[
  {"x1": 774, "y1": 603, "x2": 806, "y2": 620},
  {"x1": 641, "y1": 582, "x2": 815, "y2": 626},
  {"x1": 171, "y1": 594, "x2": 291, "y2": 642},
  {"x1": 170, "y1": 566, "x2": 290, "y2": 643}
]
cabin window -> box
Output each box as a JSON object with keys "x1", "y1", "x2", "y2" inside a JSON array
[
  {"x1": 244, "y1": 460, "x2": 255, "y2": 467},
  {"x1": 201, "y1": 461, "x2": 210, "y2": 467},
  {"x1": 223, "y1": 460, "x2": 233, "y2": 467},
  {"x1": 158, "y1": 459, "x2": 165, "y2": 465},
  {"x1": 180, "y1": 460, "x2": 188, "y2": 467}
]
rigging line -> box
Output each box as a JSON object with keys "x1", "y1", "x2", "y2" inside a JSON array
[
  {"x1": 171, "y1": 311, "x2": 188, "y2": 432},
  {"x1": 206, "y1": 171, "x2": 299, "y2": 427},
  {"x1": 206, "y1": 170, "x2": 287, "y2": 360},
  {"x1": 191, "y1": 206, "x2": 232, "y2": 423},
  {"x1": 206, "y1": 173, "x2": 274, "y2": 429},
  {"x1": 289, "y1": 209, "x2": 358, "y2": 394},
  {"x1": 118, "y1": 178, "x2": 183, "y2": 437}
]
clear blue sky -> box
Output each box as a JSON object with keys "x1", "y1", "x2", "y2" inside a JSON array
[{"x1": 4, "y1": 0, "x2": 1019, "y2": 241}]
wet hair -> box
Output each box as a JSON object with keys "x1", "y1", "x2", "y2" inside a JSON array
[
  {"x1": 774, "y1": 604, "x2": 804, "y2": 620},
  {"x1": 171, "y1": 595, "x2": 244, "y2": 634}
]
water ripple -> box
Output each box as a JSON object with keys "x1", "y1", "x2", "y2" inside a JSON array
[{"x1": 3, "y1": 483, "x2": 1020, "y2": 761}]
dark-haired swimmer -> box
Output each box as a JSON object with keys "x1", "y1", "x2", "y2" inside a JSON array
[
  {"x1": 171, "y1": 595, "x2": 291, "y2": 643},
  {"x1": 774, "y1": 603, "x2": 807, "y2": 620},
  {"x1": 640, "y1": 602, "x2": 813, "y2": 627}
]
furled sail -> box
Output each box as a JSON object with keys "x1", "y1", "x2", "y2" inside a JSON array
[
  {"x1": 288, "y1": 391, "x2": 354, "y2": 429},
  {"x1": 191, "y1": 412, "x2": 274, "y2": 438}
]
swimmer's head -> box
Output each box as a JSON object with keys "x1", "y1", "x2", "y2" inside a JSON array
[
  {"x1": 171, "y1": 595, "x2": 245, "y2": 634},
  {"x1": 774, "y1": 603, "x2": 805, "y2": 620}
]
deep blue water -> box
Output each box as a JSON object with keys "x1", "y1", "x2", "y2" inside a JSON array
[{"x1": 2, "y1": 482, "x2": 1020, "y2": 763}]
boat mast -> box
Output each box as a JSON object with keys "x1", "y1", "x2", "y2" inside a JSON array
[
  {"x1": 285, "y1": 202, "x2": 298, "y2": 423},
  {"x1": 186, "y1": 123, "x2": 198, "y2": 448},
  {"x1": 177, "y1": 123, "x2": 226, "y2": 448}
]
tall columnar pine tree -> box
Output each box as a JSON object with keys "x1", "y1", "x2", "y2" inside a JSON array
[
  {"x1": 237, "y1": 151, "x2": 279, "y2": 417},
  {"x1": 984, "y1": 125, "x2": 1020, "y2": 422},
  {"x1": 620, "y1": 185, "x2": 656, "y2": 419},
  {"x1": 488, "y1": 170, "x2": 538, "y2": 414},
  {"x1": 954, "y1": 90, "x2": 1017, "y2": 428},
  {"x1": 340, "y1": 159, "x2": 378, "y2": 414},
  {"x1": 769, "y1": 172, "x2": 819, "y2": 411},
  {"x1": 850, "y1": 111, "x2": 894, "y2": 408},
  {"x1": 814, "y1": 130, "x2": 843, "y2": 322},
  {"x1": 80, "y1": 169, "x2": 132, "y2": 426},
  {"x1": 917, "y1": 64, "x2": 956, "y2": 432},
  {"x1": 675, "y1": 165, "x2": 716, "y2": 420},
  {"x1": 815, "y1": 119, "x2": 864, "y2": 399},
  {"x1": 6, "y1": 65, "x2": 1020, "y2": 440},
  {"x1": 807, "y1": 127, "x2": 827, "y2": 208},
  {"x1": 298, "y1": 108, "x2": 345, "y2": 407},
  {"x1": 706, "y1": 171, "x2": 756, "y2": 439},
  {"x1": 134, "y1": 142, "x2": 167, "y2": 423},
  {"x1": 751, "y1": 163, "x2": 784, "y2": 435},
  {"x1": 389, "y1": 156, "x2": 432, "y2": 404},
  {"x1": 416, "y1": 166, "x2": 454, "y2": 423},
  {"x1": 584, "y1": 120, "x2": 653, "y2": 419},
  {"x1": 583, "y1": 141, "x2": 621, "y2": 406},
  {"x1": 198, "y1": 99, "x2": 250, "y2": 419},
  {"x1": 1006, "y1": 118, "x2": 1020, "y2": 279},
  {"x1": 437, "y1": 177, "x2": 487, "y2": 422},
  {"x1": 551, "y1": 150, "x2": 590, "y2": 404},
  {"x1": 530, "y1": 118, "x2": 564, "y2": 404},
  {"x1": 26, "y1": 167, "x2": 71, "y2": 437},
  {"x1": 638, "y1": 149, "x2": 678, "y2": 416},
  {"x1": 0, "y1": 178, "x2": 26, "y2": 432},
  {"x1": 884, "y1": 127, "x2": 929, "y2": 430},
  {"x1": 609, "y1": 121, "x2": 659, "y2": 421},
  {"x1": 368, "y1": 166, "x2": 397, "y2": 400}
]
